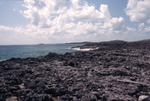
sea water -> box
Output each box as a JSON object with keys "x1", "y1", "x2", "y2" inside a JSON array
[{"x1": 0, "y1": 44, "x2": 81, "y2": 61}]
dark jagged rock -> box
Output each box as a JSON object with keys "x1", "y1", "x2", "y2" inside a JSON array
[{"x1": 1, "y1": 39, "x2": 150, "y2": 100}]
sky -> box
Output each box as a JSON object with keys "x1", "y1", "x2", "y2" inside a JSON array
[{"x1": 0, "y1": 0, "x2": 150, "y2": 45}]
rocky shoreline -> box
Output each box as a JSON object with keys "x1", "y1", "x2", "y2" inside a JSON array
[{"x1": 1, "y1": 40, "x2": 150, "y2": 101}]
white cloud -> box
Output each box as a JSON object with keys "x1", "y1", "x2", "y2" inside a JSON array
[
  {"x1": 22, "y1": 0, "x2": 125, "y2": 35},
  {"x1": 23, "y1": 0, "x2": 67, "y2": 27},
  {"x1": 22, "y1": 0, "x2": 112, "y2": 28},
  {"x1": 101, "y1": 17, "x2": 125, "y2": 32},
  {"x1": 138, "y1": 23, "x2": 150, "y2": 33},
  {"x1": 1, "y1": 0, "x2": 149, "y2": 45},
  {"x1": 126, "y1": 0, "x2": 150, "y2": 23}
]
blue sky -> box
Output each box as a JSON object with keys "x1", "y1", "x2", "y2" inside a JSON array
[
  {"x1": 0, "y1": 0, "x2": 150, "y2": 45},
  {"x1": 0, "y1": 0, "x2": 28, "y2": 26}
]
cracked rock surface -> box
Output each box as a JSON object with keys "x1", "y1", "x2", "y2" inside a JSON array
[{"x1": 1, "y1": 40, "x2": 150, "y2": 101}]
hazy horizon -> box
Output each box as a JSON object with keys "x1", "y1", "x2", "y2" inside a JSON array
[{"x1": 0, "y1": 0, "x2": 150, "y2": 45}]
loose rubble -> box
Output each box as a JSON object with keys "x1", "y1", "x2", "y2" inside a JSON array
[{"x1": 0, "y1": 40, "x2": 150, "y2": 101}]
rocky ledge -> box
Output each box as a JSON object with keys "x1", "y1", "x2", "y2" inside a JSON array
[{"x1": 1, "y1": 40, "x2": 150, "y2": 101}]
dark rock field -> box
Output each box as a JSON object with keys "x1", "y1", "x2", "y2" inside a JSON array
[{"x1": 1, "y1": 40, "x2": 150, "y2": 101}]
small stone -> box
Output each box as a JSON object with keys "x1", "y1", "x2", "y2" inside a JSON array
[
  {"x1": 18, "y1": 83, "x2": 25, "y2": 89},
  {"x1": 6, "y1": 96, "x2": 18, "y2": 101},
  {"x1": 138, "y1": 95, "x2": 150, "y2": 101}
]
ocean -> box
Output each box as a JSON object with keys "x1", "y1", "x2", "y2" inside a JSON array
[{"x1": 0, "y1": 44, "x2": 81, "y2": 61}]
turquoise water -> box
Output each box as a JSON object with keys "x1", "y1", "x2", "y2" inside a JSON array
[{"x1": 0, "y1": 44, "x2": 81, "y2": 61}]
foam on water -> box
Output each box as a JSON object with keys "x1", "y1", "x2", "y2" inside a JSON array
[{"x1": 71, "y1": 47, "x2": 99, "y2": 51}]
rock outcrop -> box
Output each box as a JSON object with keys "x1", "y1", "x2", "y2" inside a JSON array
[{"x1": 1, "y1": 39, "x2": 150, "y2": 101}]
